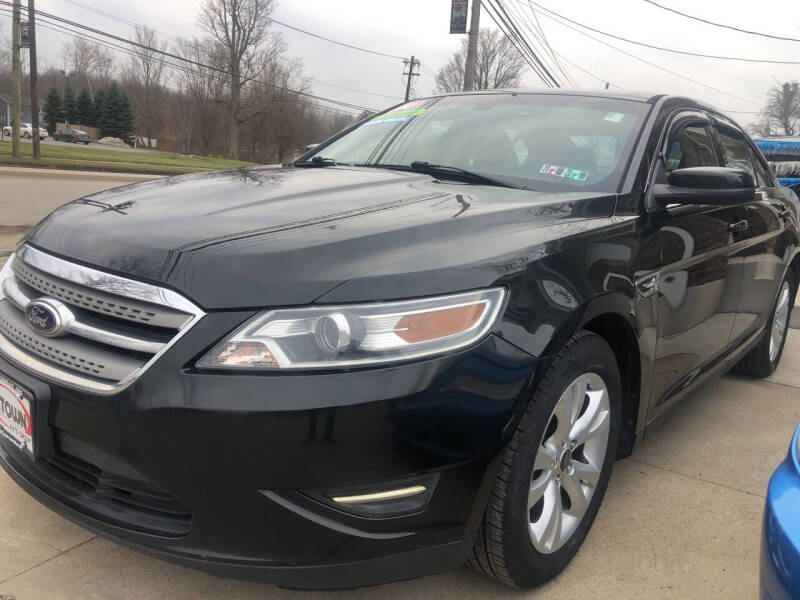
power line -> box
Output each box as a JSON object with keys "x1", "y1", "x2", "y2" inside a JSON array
[
  {"x1": 492, "y1": 0, "x2": 562, "y2": 87},
  {"x1": 51, "y1": 0, "x2": 401, "y2": 103},
  {"x1": 483, "y1": 0, "x2": 560, "y2": 87},
  {"x1": 505, "y1": 0, "x2": 578, "y2": 86},
  {"x1": 269, "y1": 18, "x2": 405, "y2": 60},
  {"x1": 529, "y1": 1, "x2": 800, "y2": 65},
  {"x1": 526, "y1": 3, "x2": 762, "y2": 107},
  {"x1": 642, "y1": 0, "x2": 800, "y2": 44},
  {"x1": 57, "y1": 0, "x2": 181, "y2": 42},
  {"x1": 21, "y1": 11, "x2": 369, "y2": 117},
  {"x1": 3, "y1": 1, "x2": 379, "y2": 113}
]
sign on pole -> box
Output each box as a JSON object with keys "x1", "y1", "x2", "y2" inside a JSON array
[
  {"x1": 20, "y1": 20, "x2": 30, "y2": 48},
  {"x1": 450, "y1": 0, "x2": 468, "y2": 34}
]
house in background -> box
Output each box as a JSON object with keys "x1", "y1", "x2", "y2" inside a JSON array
[{"x1": 0, "y1": 95, "x2": 44, "y2": 129}]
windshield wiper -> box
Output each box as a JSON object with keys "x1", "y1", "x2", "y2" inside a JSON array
[
  {"x1": 293, "y1": 156, "x2": 351, "y2": 167},
  {"x1": 407, "y1": 161, "x2": 524, "y2": 189}
]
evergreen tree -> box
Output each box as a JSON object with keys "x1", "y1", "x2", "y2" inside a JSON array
[
  {"x1": 99, "y1": 83, "x2": 134, "y2": 143},
  {"x1": 118, "y1": 91, "x2": 135, "y2": 144},
  {"x1": 42, "y1": 88, "x2": 63, "y2": 135},
  {"x1": 62, "y1": 84, "x2": 78, "y2": 127},
  {"x1": 75, "y1": 88, "x2": 94, "y2": 126},
  {"x1": 92, "y1": 89, "x2": 106, "y2": 128}
]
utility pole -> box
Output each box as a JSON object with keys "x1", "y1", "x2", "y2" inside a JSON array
[
  {"x1": 28, "y1": 0, "x2": 40, "y2": 159},
  {"x1": 403, "y1": 56, "x2": 420, "y2": 102},
  {"x1": 11, "y1": 0, "x2": 22, "y2": 158},
  {"x1": 463, "y1": 0, "x2": 481, "y2": 91}
]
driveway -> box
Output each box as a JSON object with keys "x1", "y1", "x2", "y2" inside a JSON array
[{"x1": 0, "y1": 167, "x2": 799, "y2": 599}]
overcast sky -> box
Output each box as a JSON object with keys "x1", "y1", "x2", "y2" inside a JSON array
[{"x1": 12, "y1": 0, "x2": 800, "y2": 126}]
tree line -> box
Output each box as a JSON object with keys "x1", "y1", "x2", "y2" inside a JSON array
[
  {"x1": 0, "y1": 0, "x2": 365, "y2": 161},
  {"x1": 42, "y1": 82, "x2": 134, "y2": 142}
]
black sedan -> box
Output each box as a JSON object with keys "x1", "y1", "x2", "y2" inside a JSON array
[
  {"x1": 0, "y1": 90, "x2": 797, "y2": 590},
  {"x1": 51, "y1": 128, "x2": 90, "y2": 144}
]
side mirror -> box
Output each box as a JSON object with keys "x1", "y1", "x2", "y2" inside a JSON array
[{"x1": 653, "y1": 167, "x2": 755, "y2": 206}]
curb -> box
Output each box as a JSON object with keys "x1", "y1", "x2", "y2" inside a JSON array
[{"x1": 0, "y1": 165, "x2": 160, "y2": 181}]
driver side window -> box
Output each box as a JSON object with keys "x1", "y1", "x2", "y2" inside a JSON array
[{"x1": 665, "y1": 125, "x2": 717, "y2": 171}]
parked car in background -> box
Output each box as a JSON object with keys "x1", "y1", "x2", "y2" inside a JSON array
[
  {"x1": 0, "y1": 90, "x2": 798, "y2": 590},
  {"x1": 2, "y1": 123, "x2": 47, "y2": 140},
  {"x1": 762, "y1": 424, "x2": 800, "y2": 600},
  {"x1": 51, "y1": 128, "x2": 90, "y2": 144}
]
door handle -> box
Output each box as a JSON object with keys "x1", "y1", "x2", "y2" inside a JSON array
[
  {"x1": 728, "y1": 220, "x2": 748, "y2": 233},
  {"x1": 636, "y1": 274, "x2": 661, "y2": 298}
]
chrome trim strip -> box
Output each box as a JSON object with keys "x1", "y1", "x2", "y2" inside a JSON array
[
  {"x1": 2, "y1": 275, "x2": 29, "y2": 311},
  {"x1": 17, "y1": 245, "x2": 199, "y2": 315},
  {"x1": 0, "y1": 330, "x2": 119, "y2": 393},
  {"x1": 0, "y1": 246, "x2": 205, "y2": 395},
  {"x1": 3, "y1": 276, "x2": 166, "y2": 354},
  {"x1": 331, "y1": 485, "x2": 427, "y2": 505},
  {"x1": 69, "y1": 319, "x2": 166, "y2": 355}
]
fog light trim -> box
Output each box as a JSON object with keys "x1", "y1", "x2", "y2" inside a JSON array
[{"x1": 331, "y1": 485, "x2": 427, "y2": 505}]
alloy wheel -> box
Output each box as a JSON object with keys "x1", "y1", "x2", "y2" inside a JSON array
[
  {"x1": 528, "y1": 373, "x2": 611, "y2": 554},
  {"x1": 770, "y1": 281, "x2": 791, "y2": 363}
]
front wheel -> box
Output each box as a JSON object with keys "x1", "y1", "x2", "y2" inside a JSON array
[
  {"x1": 470, "y1": 330, "x2": 621, "y2": 588},
  {"x1": 22, "y1": 131, "x2": 30, "y2": 139}
]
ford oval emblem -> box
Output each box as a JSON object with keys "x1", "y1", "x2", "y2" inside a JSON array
[{"x1": 25, "y1": 300, "x2": 62, "y2": 337}]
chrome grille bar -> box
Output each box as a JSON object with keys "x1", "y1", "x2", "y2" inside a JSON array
[{"x1": 3, "y1": 277, "x2": 166, "y2": 354}]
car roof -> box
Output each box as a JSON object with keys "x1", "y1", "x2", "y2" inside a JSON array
[{"x1": 420, "y1": 88, "x2": 722, "y2": 113}]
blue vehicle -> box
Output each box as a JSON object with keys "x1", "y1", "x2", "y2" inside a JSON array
[
  {"x1": 754, "y1": 137, "x2": 800, "y2": 193},
  {"x1": 762, "y1": 424, "x2": 800, "y2": 599}
]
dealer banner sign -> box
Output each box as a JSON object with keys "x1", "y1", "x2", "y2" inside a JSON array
[{"x1": 450, "y1": 0, "x2": 468, "y2": 33}]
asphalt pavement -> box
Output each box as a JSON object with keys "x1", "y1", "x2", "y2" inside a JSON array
[{"x1": 0, "y1": 167, "x2": 799, "y2": 599}]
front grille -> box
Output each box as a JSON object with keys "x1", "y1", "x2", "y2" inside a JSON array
[
  {"x1": 0, "y1": 246, "x2": 204, "y2": 394},
  {"x1": 12, "y1": 260, "x2": 160, "y2": 324},
  {"x1": 40, "y1": 433, "x2": 192, "y2": 537},
  {"x1": 0, "y1": 312, "x2": 107, "y2": 375}
]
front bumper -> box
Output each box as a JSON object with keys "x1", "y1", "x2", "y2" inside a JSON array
[
  {"x1": 761, "y1": 427, "x2": 800, "y2": 600},
  {"x1": 0, "y1": 312, "x2": 536, "y2": 589}
]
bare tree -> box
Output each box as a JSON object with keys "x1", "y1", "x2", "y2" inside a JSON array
[
  {"x1": 0, "y1": 24, "x2": 10, "y2": 92},
  {"x1": 435, "y1": 29, "x2": 527, "y2": 93},
  {"x1": 173, "y1": 37, "x2": 229, "y2": 156},
  {"x1": 124, "y1": 27, "x2": 169, "y2": 147},
  {"x1": 199, "y1": 0, "x2": 277, "y2": 159},
  {"x1": 752, "y1": 82, "x2": 800, "y2": 137},
  {"x1": 61, "y1": 38, "x2": 116, "y2": 96}
]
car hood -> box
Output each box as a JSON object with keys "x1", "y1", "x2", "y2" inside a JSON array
[{"x1": 26, "y1": 165, "x2": 616, "y2": 309}]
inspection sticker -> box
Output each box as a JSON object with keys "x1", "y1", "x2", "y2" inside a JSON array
[
  {"x1": 604, "y1": 112, "x2": 625, "y2": 123},
  {"x1": 540, "y1": 163, "x2": 590, "y2": 182}
]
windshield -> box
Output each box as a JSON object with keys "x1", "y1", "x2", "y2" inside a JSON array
[{"x1": 308, "y1": 94, "x2": 651, "y2": 193}]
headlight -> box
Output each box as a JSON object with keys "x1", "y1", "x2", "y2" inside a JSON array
[{"x1": 198, "y1": 288, "x2": 506, "y2": 370}]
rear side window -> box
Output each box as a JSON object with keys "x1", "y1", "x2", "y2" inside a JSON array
[
  {"x1": 666, "y1": 125, "x2": 717, "y2": 170},
  {"x1": 715, "y1": 126, "x2": 756, "y2": 180},
  {"x1": 748, "y1": 146, "x2": 772, "y2": 187}
]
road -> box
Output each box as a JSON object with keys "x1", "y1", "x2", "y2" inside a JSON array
[
  {"x1": 0, "y1": 167, "x2": 799, "y2": 598},
  {"x1": 0, "y1": 135, "x2": 168, "y2": 154},
  {"x1": 0, "y1": 166, "x2": 158, "y2": 258}
]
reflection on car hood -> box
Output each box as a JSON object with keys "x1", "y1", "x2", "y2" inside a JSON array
[{"x1": 27, "y1": 165, "x2": 617, "y2": 308}]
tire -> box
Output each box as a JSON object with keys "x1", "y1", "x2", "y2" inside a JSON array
[
  {"x1": 22, "y1": 131, "x2": 30, "y2": 139},
  {"x1": 734, "y1": 270, "x2": 796, "y2": 378},
  {"x1": 470, "y1": 330, "x2": 622, "y2": 589}
]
